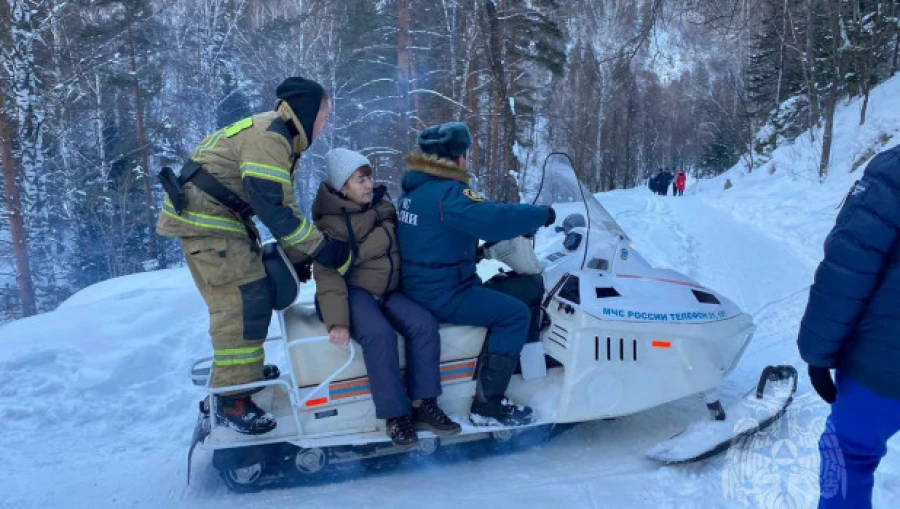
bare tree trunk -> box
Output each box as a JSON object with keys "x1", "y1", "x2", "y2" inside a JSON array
[
  {"x1": 489, "y1": 89, "x2": 501, "y2": 198},
  {"x1": 0, "y1": 92, "x2": 37, "y2": 317},
  {"x1": 775, "y1": 0, "x2": 789, "y2": 107},
  {"x1": 820, "y1": 90, "x2": 836, "y2": 177},
  {"x1": 484, "y1": 0, "x2": 519, "y2": 202},
  {"x1": 819, "y1": 0, "x2": 842, "y2": 178},
  {"x1": 893, "y1": 30, "x2": 899, "y2": 74},
  {"x1": 860, "y1": 83, "x2": 870, "y2": 126},
  {"x1": 466, "y1": 71, "x2": 481, "y2": 179},
  {"x1": 806, "y1": 0, "x2": 820, "y2": 138},
  {"x1": 396, "y1": 0, "x2": 413, "y2": 146},
  {"x1": 126, "y1": 16, "x2": 156, "y2": 261},
  {"x1": 462, "y1": 2, "x2": 481, "y2": 174}
]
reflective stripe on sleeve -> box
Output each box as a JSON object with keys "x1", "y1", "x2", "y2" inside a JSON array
[
  {"x1": 240, "y1": 162, "x2": 291, "y2": 185},
  {"x1": 278, "y1": 218, "x2": 313, "y2": 247},
  {"x1": 192, "y1": 131, "x2": 225, "y2": 160}
]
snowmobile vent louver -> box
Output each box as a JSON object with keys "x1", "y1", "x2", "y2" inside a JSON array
[
  {"x1": 549, "y1": 324, "x2": 568, "y2": 348},
  {"x1": 595, "y1": 337, "x2": 638, "y2": 362}
]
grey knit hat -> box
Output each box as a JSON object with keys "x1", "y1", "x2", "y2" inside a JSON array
[{"x1": 324, "y1": 148, "x2": 371, "y2": 191}]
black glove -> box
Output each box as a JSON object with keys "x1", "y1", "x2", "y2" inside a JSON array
[
  {"x1": 292, "y1": 261, "x2": 312, "y2": 283},
  {"x1": 314, "y1": 235, "x2": 354, "y2": 275},
  {"x1": 808, "y1": 365, "x2": 837, "y2": 404},
  {"x1": 542, "y1": 206, "x2": 557, "y2": 228}
]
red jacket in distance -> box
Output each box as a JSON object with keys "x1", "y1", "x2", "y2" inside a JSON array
[{"x1": 675, "y1": 173, "x2": 686, "y2": 191}]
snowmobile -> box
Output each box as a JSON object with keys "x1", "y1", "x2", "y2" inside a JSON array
[{"x1": 187, "y1": 153, "x2": 797, "y2": 492}]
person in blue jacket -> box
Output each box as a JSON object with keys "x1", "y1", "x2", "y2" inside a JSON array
[
  {"x1": 798, "y1": 145, "x2": 900, "y2": 509},
  {"x1": 397, "y1": 121, "x2": 555, "y2": 426}
]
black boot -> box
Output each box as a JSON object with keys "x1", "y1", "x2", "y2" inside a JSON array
[
  {"x1": 385, "y1": 414, "x2": 418, "y2": 450},
  {"x1": 215, "y1": 395, "x2": 277, "y2": 435},
  {"x1": 470, "y1": 397, "x2": 534, "y2": 427},
  {"x1": 470, "y1": 352, "x2": 534, "y2": 427},
  {"x1": 412, "y1": 397, "x2": 462, "y2": 436}
]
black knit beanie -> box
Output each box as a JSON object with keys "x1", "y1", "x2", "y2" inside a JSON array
[
  {"x1": 275, "y1": 77, "x2": 325, "y2": 141},
  {"x1": 417, "y1": 122, "x2": 472, "y2": 160}
]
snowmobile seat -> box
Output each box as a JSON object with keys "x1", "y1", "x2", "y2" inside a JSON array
[
  {"x1": 261, "y1": 242, "x2": 299, "y2": 311},
  {"x1": 282, "y1": 303, "x2": 488, "y2": 387}
]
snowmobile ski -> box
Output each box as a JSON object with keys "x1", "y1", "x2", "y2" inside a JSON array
[
  {"x1": 187, "y1": 399, "x2": 212, "y2": 484},
  {"x1": 646, "y1": 365, "x2": 798, "y2": 464}
]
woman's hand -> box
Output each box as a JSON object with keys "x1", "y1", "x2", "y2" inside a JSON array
[{"x1": 329, "y1": 325, "x2": 351, "y2": 346}]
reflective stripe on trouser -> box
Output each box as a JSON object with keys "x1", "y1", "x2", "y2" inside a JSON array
[{"x1": 182, "y1": 237, "x2": 273, "y2": 396}]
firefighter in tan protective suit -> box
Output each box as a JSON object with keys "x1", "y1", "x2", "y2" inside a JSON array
[{"x1": 157, "y1": 77, "x2": 352, "y2": 435}]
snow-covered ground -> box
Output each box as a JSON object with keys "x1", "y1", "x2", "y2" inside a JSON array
[{"x1": 3, "y1": 76, "x2": 900, "y2": 508}]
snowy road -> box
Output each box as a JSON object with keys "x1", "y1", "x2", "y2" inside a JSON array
[{"x1": 3, "y1": 188, "x2": 899, "y2": 509}]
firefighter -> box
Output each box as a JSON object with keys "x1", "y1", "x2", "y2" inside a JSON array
[{"x1": 157, "y1": 77, "x2": 352, "y2": 435}]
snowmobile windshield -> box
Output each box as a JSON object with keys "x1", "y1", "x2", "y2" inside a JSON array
[{"x1": 531, "y1": 153, "x2": 629, "y2": 271}]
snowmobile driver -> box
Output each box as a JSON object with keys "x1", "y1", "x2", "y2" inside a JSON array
[
  {"x1": 156, "y1": 77, "x2": 354, "y2": 435},
  {"x1": 397, "y1": 122, "x2": 556, "y2": 427}
]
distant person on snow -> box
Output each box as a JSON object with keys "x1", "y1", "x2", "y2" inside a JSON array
[
  {"x1": 312, "y1": 148, "x2": 461, "y2": 449},
  {"x1": 661, "y1": 168, "x2": 674, "y2": 196},
  {"x1": 650, "y1": 169, "x2": 663, "y2": 195},
  {"x1": 675, "y1": 170, "x2": 686, "y2": 197},
  {"x1": 397, "y1": 121, "x2": 556, "y2": 427},
  {"x1": 797, "y1": 145, "x2": 900, "y2": 509},
  {"x1": 156, "y1": 77, "x2": 353, "y2": 435}
]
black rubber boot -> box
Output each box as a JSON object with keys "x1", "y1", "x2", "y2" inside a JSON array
[
  {"x1": 470, "y1": 352, "x2": 534, "y2": 427},
  {"x1": 412, "y1": 397, "x2": 462, "y2": 436},
  {"x1": 385, "y1": 414, "x2": 419, "y2": 450},
  {"x1": 215, "y1": 396, "x2": 277, "y2": 435}
]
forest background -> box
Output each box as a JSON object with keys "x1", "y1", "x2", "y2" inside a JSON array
[{"x1": 1, "y1": 0, "x2": 898, "y2": 321}]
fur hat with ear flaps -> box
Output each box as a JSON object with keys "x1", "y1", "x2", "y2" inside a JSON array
[
  {"x1": 417, "y1": 122, "x2": 472, "y2": 160},
  {"x1": 275, "y1": 77, "x2": 325, "y2": 142}
]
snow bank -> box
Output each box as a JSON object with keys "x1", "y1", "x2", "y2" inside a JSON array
[{"x1": 692, "y1": 73, "x2": 900, "y2": 266}]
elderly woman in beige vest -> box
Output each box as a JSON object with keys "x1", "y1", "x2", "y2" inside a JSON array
[{"x1": 312, "y1": 148, "x2": 461, "y2": 449}]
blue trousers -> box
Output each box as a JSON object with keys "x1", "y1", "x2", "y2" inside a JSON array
[
  {"x1": 347, "y1": 288, "x2": 442, "y2": 419},
  {"x1": 434, "y1": 284, "x2": 531, "y2": 357},
  {"x1": 818, "y1": 373, "x2": 900, "y2": 509}
]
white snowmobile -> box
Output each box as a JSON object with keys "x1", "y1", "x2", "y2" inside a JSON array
[{"x1": 187, "y1": 153, "x2": 797, "y2": 492}]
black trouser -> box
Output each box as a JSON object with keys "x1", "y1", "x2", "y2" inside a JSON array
[{"x1": 483, "y1": 272, "x2": 546, "y2": 344}]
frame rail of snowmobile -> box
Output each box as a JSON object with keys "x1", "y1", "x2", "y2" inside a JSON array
[{"x1": 196, "y1": 310, "x2": 359, "y2": 439}]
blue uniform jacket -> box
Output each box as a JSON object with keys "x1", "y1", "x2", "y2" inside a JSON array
[
  {"x1": 397, "y1": 152, "x2": 550, "y2": 311},
  {"x1": 798, "y1": 145, "x2": 900, "y2": 399}
]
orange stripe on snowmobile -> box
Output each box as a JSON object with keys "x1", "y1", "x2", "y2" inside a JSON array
[
  {"x1": 326, "y1": 361, "x2": 476, "y2": 401},
  {"x1": 330, "y1": 379, "x2": 370, "y2": 390},
  {"x1": 441, "y1": 361, "x2": 476, "y2": 372},
  {"x1": 305, "y1": 397, "x2": 328, "y2": 407},
  {"x1": 652, "y1": 341, "x2": 672, "y2": 349},
  {"x1": 442, "y1": 372, "x2": 476, "y2": 381},
  {"x1": 332, "y1": 388, "x2": 371, "y2": 400}
]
